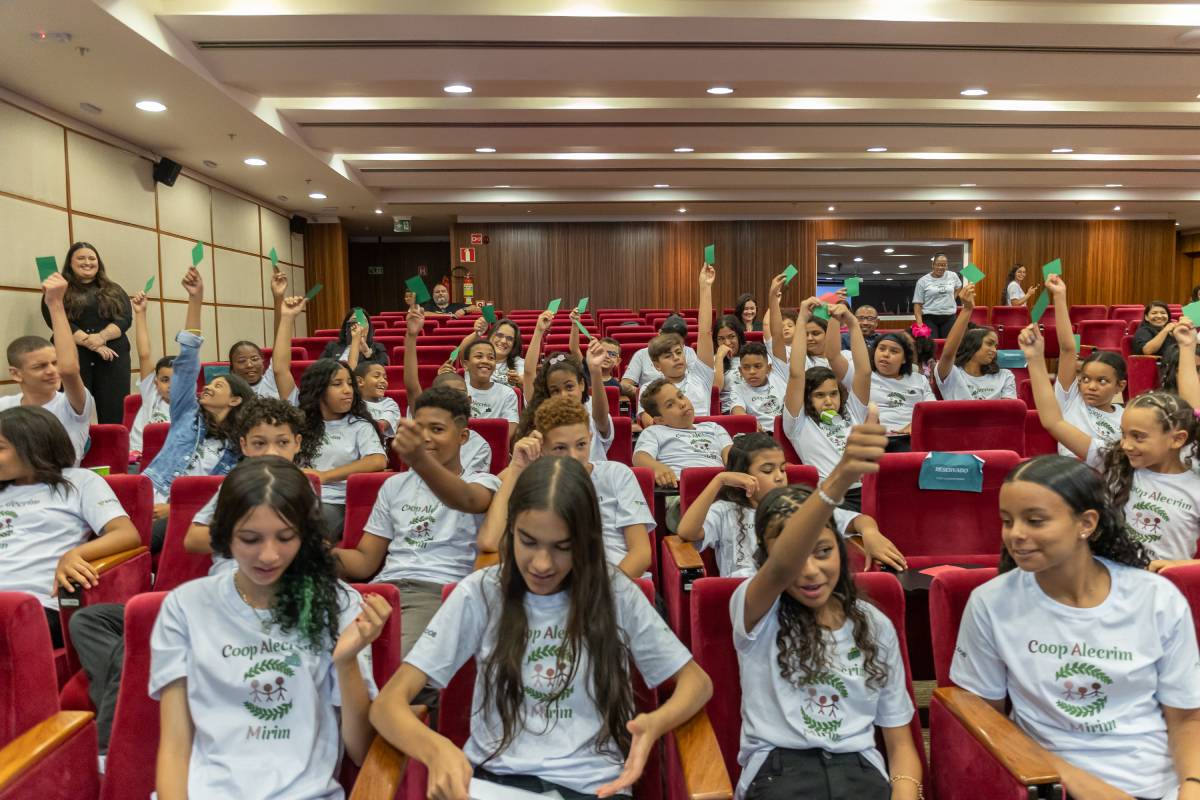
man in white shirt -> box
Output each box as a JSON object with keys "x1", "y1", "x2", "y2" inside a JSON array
[
  {"x1": 912, "y1": 252, "x2": 963, "y2": 338},
  {"x1": 1, "y1": 275, "x2": 95, "y2": 465}
]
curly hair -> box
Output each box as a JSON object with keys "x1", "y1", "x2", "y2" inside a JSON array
[
  {"x1": 803, "y1": 366, "x2": 848, "y2": 422},
  {"x1": 208, "y1": 457, "x2": 343, "y2": 651},
  {"x1": 533, "y1": 394, "x2": 589, "y2": 435},
  {"x1": 752, "y1": 485, "x2": 889, "y2": 691},
  {"x1": 61, "y1": 242, "x2": 128, "y2": 321},
  {"x1": 0, "y1": 407, "x2": 76, "y2": 492},
  {"x1": 512, "y1": 355, "x2": 590, "y2": 445},
  {"x1": 1001, "y1": 456, "x2": 1149, "y2": 571},
  {"x1": 717, "y1": 432, "x2": 783, "y2": 571},
  {"x1": 237, "y1": 396, "x2": 305, "y2": 440},
  {"x1": 954, "y1": 327, "x2": 1000, "y2": 375},
  {"x1": 295, "y1": 359, "x2": 382, "y2": 466},
  {"x1": 1099, "y1": 392, "x2": 1198, "y2": 512}
]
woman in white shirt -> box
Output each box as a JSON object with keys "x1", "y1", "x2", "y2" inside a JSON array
[
  {"x1": 951, "y1": 455, "x2": 1200, "y2": 800},
  {"x1": 935, "y1": 282, "x2": 1017, "y2": 401},
  {"x1": 369, "y1": 456, "x2": 712, "y2": 799},
  {"x1": 1004, "y1": 264, "x2": 1038, "y2": 306},
  {"x1": 731, "y1": 409, "x2": 922, "y2": 800},
  {"x1": 152, "y1": 457, "x2": 391, "y2": 800}
]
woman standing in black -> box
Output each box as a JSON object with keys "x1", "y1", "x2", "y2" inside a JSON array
[{"x1": 41, "y1": 242, "x2": 132, "y2": 424}]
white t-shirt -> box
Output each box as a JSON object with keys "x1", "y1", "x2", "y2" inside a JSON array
[
  {"x1": 731, "y1": 582, "x2": 914, "y2": 799},
  {"x1": 633, "y1": 421, "x2": 733, "y2": 479},
  {"x1": 950, "y1": 559, "x2": 1200, "y2": 799},
  {"x1": 254, "y1": 367, "x2": 299, "y2": 404},
  {"x1": 406, "y1": 567, "x2": 692, "y2": 794},
  {"x1": 130, "y1": 373, "x2": 171, "y2": 453},
  {"x1": 365, "y1": 397, "x2": 401, "y2": 438},
  {"x1": 149, "y1": 573, "x2": 377, "y2": 800},
  {"x1": 1055, "y1": 379, "x2": 1123, "y2": 459},
  {"x1": 0, "y1": 468, "x2": 127, "y2": 609},
  {"x1": 191, "y1": 493, "x2": 235, "y2": 577},
  {"x1": 584, "y1": 397, "x2": 614, "y2": 463},
  {"x1": 719, "y1": 356, "x2": 743, "y2": 414},
  {"x1": 935, "y1": 366, "x2": 1017, "y2": 401},
  {"x1": 364, "y1": 470, "x2": 502, "y2": 586},
  {"x1": 782, "y1": 394, "x2": 869, "y2": 485},
  {"x1": 0, "y1": 389, "x2": 95, "y2": 466},
  {"x1": 491, "y1": 355, "x2": 525, "y2": 386},
  {"x1": 730, "y1": 356, "x2": 789, "y2": 430},
  {"x1": 912, "y1": 271, "x2": 963, "y2": 316},
  {"x1": 636, "y1": 359, "x2": 715, "y2": 418},
  {"x1": 467, "y1": 381, "x2": 519, "y2": 424},
  {"x1": 310, "y1": 416, "x2": 386, "y2": 505},
  {"x1": 154, "y1": 437, "x2": 229, "y2": 505},
  {"x1": 1006, "y1": 281, "x2": 1025, "y2": 305},
  {"x1": 703, "y1": 502, "x2": 858, "y2": 578},
  {"x1": 844, "y1": 361, "x2": 935, "y2": 433},
  {"x1": 623, "y1": 345, "x2": 699, "y2": 388},
  {"x1": 461, "y1": 430, "x2": 492, "y2": 475},
  {"x1": 590, "y1": 461, "x2": 655, "y2": 566}
]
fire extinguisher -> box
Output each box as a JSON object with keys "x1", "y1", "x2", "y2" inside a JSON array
[{"x1": 462, "y1": 270, "x2": 475, "y2": 304}]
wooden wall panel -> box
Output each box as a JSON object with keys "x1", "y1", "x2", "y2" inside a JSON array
[
  {"x1": 303, "y1": 222, "x2": 350, "y2": 331},
  {"x1": 453, "y1": 218, "x2": 1180, "y2": 312},
  {"x1": 347, "y1": 240, "x2": 451, "y2": 314}
]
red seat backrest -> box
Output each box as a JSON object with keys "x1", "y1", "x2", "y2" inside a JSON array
[
  {"x1": 1127, "y1": 354, "x2": 1159, "y2": 397},
  {"x1": 155, "y1": 476, "x2": 224, "y2": 591},
  {"x1": 1068, "y1": 305, "x2": 1108, "y2": 324},
  {"x1": 468, "y1": 418, "x2": 511, "y2": 474},
  {"x1": 607, "y1": 416, "x2": 633, "y2": 466},
  {"x1": 929, "y1": 568, "x2": 998, "y2": 686},
  {"x1": 383, "y1": 388, "x2": 408, "y2": 416},
  {"x1": 772, "y1": 416, "x2": 802, "y2": 463},
  {"x1": 910, "y1": 399, "x2": 1027, "y2": 453},
  {"x1": 122, "y1": 394, "x2": 141, "y2": 431},
  {"x1": 1109, "y1": 306, "x2": 1144, "y2": 324},
  {"x1": 140, "y1": 423, "x2": 170, "y2": 468},
  {"x1": 0, "y1": 593, "x2": 59, "y2": 747},
  {"x1": 1024, "y1": 410, "x2": 1058, "y2": 456},
  {"x1": 1077, "y1": 320, "x2": 1128, "y2": 350},
  {"x1": 630, "y1": 467, "x2": 658, "y2": 580},
  {"x1": 341, "y1": 472, "x2": 395, "y2": 555},
  {"x1": 103, "y1": 475, "x2": 154, "y2": 549},
  {"x1": 969, "y1": 306, "x2": 990, "y2": 326},
  {"x1": 1162, "y1": 564, "x2": 1200, "y2": 639},
  {"x1": 991, "y1": 306, "x2": 1030, "y2": 330},
  {"x1": 81, "y1": 425, "x2": 129, "y2": 474},
  {"x1": 694, "y1": 414, "x2": 758, "y2": 439}
]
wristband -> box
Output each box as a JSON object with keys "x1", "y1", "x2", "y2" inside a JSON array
[{"x1": 817, "y1": 486, "x2": 844, "y2": 507}]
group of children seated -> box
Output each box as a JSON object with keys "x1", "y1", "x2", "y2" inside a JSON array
[{"x1": 2, "y1": 262, "x2": 1198, "y2": 800}]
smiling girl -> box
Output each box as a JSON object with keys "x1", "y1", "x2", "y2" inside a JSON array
[{"x1": 935, "y1": 282, "x2": 1017, "y2": 401}]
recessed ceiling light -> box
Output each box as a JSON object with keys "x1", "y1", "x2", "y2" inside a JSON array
[
  {"x1": 308, "y1": 192, "x2": 326, "y2": 200},
  {"x1": 1051, "y1": 147, "x2": 1074, "y2": 154},
  {"x1": 706, "y1": 86, "x2": 734, "y2": 95},
  {"x1": 872, "y1": 270, "x2": 881, "y2": 275},
  {"x1": 886, "y1": 277, "x2": 893, "y2": 281},
  {"x1": 866, "y1": 146, "x2": 888, "y2": 152},
  {"x1": 827, "y1": 263, "x2": 836, "y2": 268},
  {"x1": 475, "y1": 147, "x2": 496, "y2": 153},
  {"x1": 374, "y1": 209, "x2": 383, "y2": 214},
  {"x1": 135, "y1": 100, "x2": 166, "y2": 113},
  {"x1": 898, "y1": 264, "x2": 908, "y2": 268},
  {"x1": 884, "y1": 247, "x2": 894, "y2": 253},
  {"x1": 1105, "y1": 183, "x2": 1123, "y2": 187},
  {"x1": 1113, "y1": 205, "x2": 1122, "y2": 211},
  {"x1": 960, "y1": 183, "x2": 977, "y2": 187},
  {"x1": 443, "y1": 84, "x2": 473, "y2": 94},
  {"x1": 853, "y1": 257, "x2": 863, "y2": 262},
  {"x1": 678, "y1": 207, "x2": 687, "y2": 213},
  {"x1": 494, "y1": 184, "x2": 511, "y2": 188},
  {"x1": 960, "y1": 88, "x2": 989, "y2": 96},
  {"x1": 243, "y1": 157, "x2": 267, "y2": 167},
  {"x1": 975, "y1": 206, "x2": 983, "y2": 211},
  {"x1": 827, "y1": 205, "x2": 836, "y2": 212},
  {"x1": 674, "y1": 146, "x2": 695, "y2": 153},
  {"x1": 653, "y1": 183, "x2": 670, "y2": 188}
]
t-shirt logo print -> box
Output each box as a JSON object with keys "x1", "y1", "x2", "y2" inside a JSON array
[
  {"x1": 885, "y1": 391, "x2": 906, "y2": 409},
  {"x1": 243, "y1": 652, "x2": 300, "y2": 722},
  {"x1": 470, "y1": 399, "x2": 493, "y2": 417},
  {"x1": 1086, "y1": 408, "x2": 1119, "y2": 442},
  {"x1": 799, "y1": 671, "x2": 849, "y2": 741},
  {"x1": 0, "y1": 510, "x2": 15, "y2": 549},
  {"x1": 687, "y1": 431, "x2": 716, "y2": 456},
  {"x1": 404, "y1": 513, "x2": 437, "y2": 548},
  {"x1": 524, "y1": 636, "x2": 575, "y2": 721},
  {"x1": 1053, "y1": 661, "x2": 1112, "y2": 719},
  {"x1": 1127, "y1": 499, "x2": 1169, "y2": 544}
]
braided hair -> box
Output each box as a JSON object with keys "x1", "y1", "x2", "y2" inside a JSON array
[{"x1": 1100, "y1": 391, "x2": 1199, "y2": 512}]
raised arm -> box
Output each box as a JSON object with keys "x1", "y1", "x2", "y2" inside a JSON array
[
  {"x1": 1018, "y1": 324, "x2": 1091, "y2": 459},
  {"x1": 403, "y1": 305, "x2": 424, "y2": 398},
  {"x1": 696, "y1": 264, "x2": 716, "y2": 368},
  {"x1": 937, "y1": 282, "x2": 976, "y2": 382},
  {"x1": 824, "y1": 301, "x2": 850, "y2": 378},
  {"x1": 569, "y1": 309, "x2": 583, "y2": 362},
  {"x1": 131, "y1": 291, "x2": 154, "y2": 381},
  {"x1": 784, "y1": 299, "x2": 816, "y2": 418},
  {"x1": 523, "y1": 310, "x2": 554, "y2": 398},
  {"x1": 835, "y1": 303, "x2": 872, "y2": 406},
  {"x1": 346, "y1": 323, "x2": 364, "y2": 372},
  {"x1": 478, "y1": 435, "x2": 539, "y2": 551},
  {"x1": 1173, "y1": 320, "x2": 1200, "y2": 407},
  {"x1": 1045, "y1": 276, "x2": 1076, "y2": 388},
  {"x1": 391, "y1": 419, "x2": 494, "y2": 513},
  {"x1": 269, "y1": 269, "x2": 288, "y2": 339},
  {"x1": 585, "y1": 339, "x2": 612, "y2": 440},
  {"x1": 41, "y1": 274, "x2": 88, "y2": 415},
  {"x1": 271, "y1": 295, "x2": 306, "y2": 400},
  {"x1": 677, "y1": 471, "x2": 756, "y2": 544},
  {"x1": 767, "y1": 272, "x2": 788, "y2": 362}
]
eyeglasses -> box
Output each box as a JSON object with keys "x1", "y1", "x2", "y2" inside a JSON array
[
  {"x1": 492, "y1": 333, "x2": 515, "y2": 343},
  {"x1": 857, "y1": 315, "x2": 879, "y2": 322},
  {"x1": 233, "y1": 355, "x2": 263, "y2": 365},
  {"x1": 604, "y1": 350, "x2": 620, "y2": 359}
]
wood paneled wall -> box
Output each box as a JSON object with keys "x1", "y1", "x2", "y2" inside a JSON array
[
  {"x1": 347, "y1": 240, "x2": 451, "y2": 315},
  {"x1": 451, "y1": 219, "x2": 1181, "y2": 312},
  {"x1": 303, "y1": 222, "x2": 351, "y2": 331}
]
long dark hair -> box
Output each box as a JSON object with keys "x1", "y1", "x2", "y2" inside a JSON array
[
  {"x1": 208, "y1": 457, "x2": 342, "y2": 651},
  {"x1": 1000, "y1": 456, "x2": 1149, "y2": 571},
  {"x1": 734, "y1": 293, "x2": 757, "y2": 323},
  {"x1": 1142, "y1": 301, "x2": 1170, "y2": 326},
  {"x1": 62, "y1": 242, "x2": 128, "y2": 321},
  {"x1": 336, "y1": 309, "x2": 376, "y2": 347},
  {"x1": 492, "y1": 320, "x2": 523, "y2": 371},
  {"x1": 954, "y1": 327, "x2": 1000, "y2": 375},
  {"x1": 296, "y1": 359, "x2": 382, "y2": 465},
  {"x1": 718, "y1": 433, "x2": 783, "y2": 571},
  {"x1": 752, "y1": 485, "x2": 888, "y2": 690},
  {"x1": 870, "y1": 332, "x2": 915, "y2": 376},
  {"x1": 201, "y1": 373, "x2": 255, "y2": 445},
  {"x1": 482, "y1": 457, "x2": 635, "y2": 762},
  {"x1": 1099, "y1": 392, "x2": 1198, "y2": 512},
  {"x1": 803, "y1": 365, "x2": 849, "y2": 422},
  {"x1": 0, "y1": 407, "x2": 75, "y2": 493},
  {"x1": 512, "y1": 354, "x2": 591, "y2": 446},
  {"x1": 1002, "y1": 264, "x2": 1024, "y2": 304},
  {"x1": 713, "y1": 315, "x2": 746, "y2": 370}
]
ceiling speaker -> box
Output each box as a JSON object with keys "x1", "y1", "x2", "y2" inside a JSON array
[
  {"x1": 152, "y1": 157, "x2": 182, "y2": 187},
  {"x1": 289, "y1": 215, "x2": 307, "y2": 235}
]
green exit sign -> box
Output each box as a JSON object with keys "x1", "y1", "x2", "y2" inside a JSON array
[{"x1": 393, "y1": 218, "x2": 411, "y2": 233}]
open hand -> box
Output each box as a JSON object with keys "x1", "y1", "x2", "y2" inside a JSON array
[
  {"x1": 332, "y1": 593, "x2": 393, "y2": 665},
  {"x1": 596, "y1": 714, "x2": 655, "y2": 798}
]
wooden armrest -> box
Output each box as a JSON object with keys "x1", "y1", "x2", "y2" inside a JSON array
[
  {"x1": 90, "y1": 546, "x2": 149, "y2": 574},
  {"x1": 0, "y1": 711, "x2": 94, "y2": 790},
  {"x1": 933, "y1": 687, "x2": 1060, "y2": 785},
  {"x1": 672, "y1": 707, "x2": 733, "y2": 800},
  {"x1": 665, "y1": 535, "x2": 705, "y2": 572},
  {"x1": 474, "y1": 551, "x2": 500, "y2": 570},
  {"x1": 348, "y1": 705, "x2": 427, "y2": 800}
]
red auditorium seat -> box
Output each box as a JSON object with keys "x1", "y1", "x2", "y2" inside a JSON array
[
  {"x1": 122, "y1": 394, "x2": 140, "y2": 431},
  {"x1": 1068, "y1": 304, "x2": 1107, "y2": 324},
  {"x1": 694, "y1": 414, "x2": 757, "y2": 439},
  {"x1": 290, "y1": 336, "x2": 335, "y2": 360},
  {"x1": 80, "y1": 424, "x2": 130, "y2": 474},
  {"x1": 969, "y1": 306, "x2": 990, "y2": 326},
  {"x1": 910, "y1": 399, "x2": 1026, "y2": 453},
  {"x1": 1127, "y1": 354, "x2": 1159, "y2": 397},
  {"x1": 772, "y1": 415, "x2": 802, "y2": 463},
  {"x1": 1109, "y1": 305, "x2": 1144, "y2": 323},
  {"x1": 1024, "y1": 409, "x2": 1058, "y2": 456},
  {"x1": 607, "y1": 416, "x2": 633, "y2": 465},
  {"x1": 383, "y1": 388, "x2": 407, "y2": 416},
  {"x1": 1077, "y1": 319, "x2": 1127, "y2": 349},
  {"x1": 139, "y1": 423, "x2": 169, "y2": 468},
  {"x1": 153, "y1": 475, "x2": 223, "y2": 591}
]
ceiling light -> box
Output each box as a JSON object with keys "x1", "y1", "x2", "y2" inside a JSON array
[
  {"x1": 960, "y1": 88, "x2": 989, "y2": 96},
  {"x1": 678, "y1": 207, "x2": 687, "y2": 213},
  {"x1": 884, "y1": 247, "x2": 894, "y2": 253},
  {"x1": 706, "y1": 86, "x2": 734, "y2": 95},
  {"x1": 135, "y1": 100, "x2": 166, "y2": 113},
  {"x1": 975, "y1": 206, "x2": 983, "y2": 211},
  {"x1": 374, "y1": 209, "x2": 383, "y2": 214},
  {"x1": 443, "y1": 84, "x2": 473, "y2": 94},
  {"x1": 827, "y1": 205, "x2": 836, "y2": 212},
  {"x1": 853, "y1": 257, "x2": 863, "y2": 262},
  {"x1": 494, "y1": 184, "x2": 511, "y2": 188},
  {"x1": 79, "y1": 102, "x2": 102, "y2": 115},
  {"x1": 653, "y1": 184, "x2": 670, "y2": 188},
  {"x1": 1113, "y1": 205, "x2": 1121, "y2": 211},
  {"x1": 674, "y1": 146, "x2": 694, "y2": 153},
  {"x1": 475, "y1": 147, "x2": 496, "y2": 153},
  {"x1": 827, "y1": 263, "x2": 836, "y2": 268},
  {"x1": 960, "y1": 183, "x2": 977, "y2": 187},
  {"x1": 1051, "y1": 147, "x2": 1074, "y2": 154},
  {"x1": 243, "y1": 157, "x2": 267, "y2": 167},
  {"x1": 872, "y1": 270, "x2": 881, "y2": 275},
  {"x1": 203, "y1": 160, "x2": 217, "y2": 168},
  {"x1": 1105, "y1": 183, "x2": 1123, "y2": 187},
  {"x1": 866, "y1": 146, "x2": 888, "y2": 153},
  {"x1": 886, "y1": 277, "x2": 893, "y2": 281},
  {"x1": 898, "y1": 264, "x2": 908, "y2": 268},
  {"x1": 308, "y1": 192, "x2": 326, "y2": 200}
]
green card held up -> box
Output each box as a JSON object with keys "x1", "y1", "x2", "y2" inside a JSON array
[
  {"x1": 844, "y1": 277, "x2": 861, "y2": 297},
  {"x1": 703, "y1": 244, "x2": 715, "y2": 265},
  {"x1": 962, "y1": 264, "x2": 986, "y2": 284},
  {"x1": 574, "y1": 318, "x2": 592, "y2": 340},
  {"x1": 353, "y1": 307, "x2": 368, "y2": 329},
  {"x1": 35, "y1": 256, "x2": 58, "y2": 282},
  {"x1": 1030, "y1": 288, "x2": 1051, "y2": 323},
  {"x1": 304, "y1": 283, "x2": 324, "y2": 302},
  {"x1": 191, "y1": 241, "x2": 204, "y2": 266},
  {"x1": 813, "y1": 305, "x2": 830, "y2": 321},
  {"x1": 449, "y1": 346, "x2": 461, "y2": 362},
  {"x1": 782, "y1": 264, "x2": 798, "y2": 285},
  {"x1": 1042, "y1": 258, "x2": 1062, "y2": 280},
  {"x1": 144, "y1": 276, "x2": 155, "y2": 293},
  {"x1": 546, "y1": 298, "x2": 562, "y2": 313},
  {"x1": 482, "y1": 305, "x2": 497, "y2": 324},
  {"x1": 1182, "y1": 301, "x2": 1200, "y2": 326},
  {"x1": 575, "y1": 296, "x2": 589, "y2": 313},
  {"x1": 269, "y1": 247, "x2": 280, "y2": 272},
  {"x1": 1074, "y1": 334, "x2": 1082, "y2": 350},
  {"x1": 405, "y1": 275, "x2": 430, "y2": 304}
]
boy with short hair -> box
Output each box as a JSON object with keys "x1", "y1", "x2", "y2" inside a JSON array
[
  {"x1": 128, "y1": 289, "x2": 173, "y2": 461},
  {"x1": 728, "y1": 341, "x2": 788, "y2": 431},
  {"x1": 354, "y1": 360, "x2": 400, "y2": 437},
  {"x1": 620, "y1": 314, "x2": 700, "y2": 393}
]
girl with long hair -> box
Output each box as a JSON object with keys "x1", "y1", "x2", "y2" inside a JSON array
[
  {"x1": 152, "y1": 457, "x2": 390, "y2": 799},
  {"x1": 461, "y1": 316, "x2": 526, "y2": 387},
  {"x1": 935, "y1": 281, "x2": 1017, "y2": 400},
  {"x1": 320, "y1": 308, "x2": 389, "y2": 365},
  {"x1": 1130, "y1": 300, "x2": 1178, "y2": 359},
  {"x1": 951, "y1": 456, "x2": 1200, "y2": 800},
  {"x1": 1003, "y1": 263, "x2": 1037, "y2": 306},
  {"x1": 370, "y1": 456, "x2": 712, "y2": 799},
  {"x1": 713, "y1": 314, "x2": 747, "y2": 413},
  {"x1": 731, "y1": 407, "x2": 922, "y2": 799}
]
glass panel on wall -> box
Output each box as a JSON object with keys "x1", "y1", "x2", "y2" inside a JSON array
[{"x1": 815, "y1": 240, "x2": 970, "y2": 317}]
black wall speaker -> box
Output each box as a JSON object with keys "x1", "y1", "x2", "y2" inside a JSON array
[
  {"x1": 289, "y1": 215, "x2": 307, "y2": 235},
  {"x1": 152, "y1": 158, "x2": 182, "y2": 187}
]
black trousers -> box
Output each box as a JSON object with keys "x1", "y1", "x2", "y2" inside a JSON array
[
  {"x1": 921, "y1": 314, "x2": 957, "y2": 339},
  {"x1": 77, "y1": 343, "x2": 131, "y2": 425},
  {"x1": 68, "y1": 603, "x2": 124, "y2": 753},
  {"x1": 839, "y1": 486, "x2": 863, "y2": 514},
  {"x1": 43, "y1": 606, "x2": 63, "y2": 649},
  {"x1": 746, "y1": 748, "x2": 890, "y2": 800},
  {"x1": 474, "y1": 766, "x2": 630, "y2": 799}
]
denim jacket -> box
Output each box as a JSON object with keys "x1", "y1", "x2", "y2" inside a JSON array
[{"x1": 143, "y1": 331, "x2": 240, "y2": 498}]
